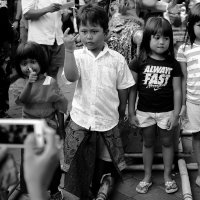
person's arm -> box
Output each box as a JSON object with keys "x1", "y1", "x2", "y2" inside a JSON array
[
  {"x1": 179, "y1": 61, "x2": 187, "y2": 116},
  {"x1": 63, "y1": 28, "x2": 79, "y2": 82},
  {"x1": 173, "y1": 76, "x2": 182, "y2": 117},
  {"x1": 13, "y1": 0, "x2": 22, "y2": 29},
  {"x1": 142, "y1": 0, "x2": 181, "y2": 14},
  {"x1": 167, "y1": 76, "x2": 182, "y2": 130},
  {"x1": 118, "y1": 89, "x2": 128, "y2": 121},
  {"x1": 56, "y1": 111, "x2": 65, "y2": 139},
  {"x1": 128, "y1": 71, "x2": 139, "y2": 127},
  {"x1": 18, "y1": 71, "x2": 37, "y2": 103},
  {"x1": 23, "y1": 3, "x2": 62, "y2": 20},
  {"x1": 24, "y1": 125, "x2": 60, "y2": 200},
  {"x1": 141, "y1": 0, "x2": 157, "y2": 8},
  {"x1": 18, "y1": 82, "x2": 33, "y2": 103}
]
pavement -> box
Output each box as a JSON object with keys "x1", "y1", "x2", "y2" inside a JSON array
[{"x1": 6, "y1": 74, "x2": 200, "y2": 200}]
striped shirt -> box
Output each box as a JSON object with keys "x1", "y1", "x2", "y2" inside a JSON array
[{"x1": 177, "y1": 43, "x2": 200, "y2": 104}]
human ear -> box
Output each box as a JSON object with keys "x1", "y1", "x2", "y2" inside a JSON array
[{"x1": 104, "y1": 30, "x2": 110, "y2": 41}]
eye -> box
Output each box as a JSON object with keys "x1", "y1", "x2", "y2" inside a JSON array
[
  {"x1": 81, "y1": 30, "x2": 87, "y2": 34},
  {"x1": 20, "y1": 61, "x2": 27, "y2": 66},
  {"x1": 153, "y1": 35, "x2": 160, "y2": 40},
  {"x1": 30, "y1": 59, "x2": 37, "y2": 64},
  {"x1": 92, "y1": 30, "x2": 98, "y2": 34}
]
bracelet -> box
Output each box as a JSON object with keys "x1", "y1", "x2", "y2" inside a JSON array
[{"x1": 65, "y1": 49, "x2": 74, "y2": 53}]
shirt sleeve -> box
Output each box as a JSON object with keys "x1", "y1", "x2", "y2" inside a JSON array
[
  {"x1": 117, "y1": 56, "x2": 135, "y2": 90},
  {"x1": 172, "y1": 59, "x2": 183, "y2": 77},
  {"x1": 22, "y1": 0, "x2": 36, "y2": 14},
  {"x1": 176, "y1": 44, "x2": 186, "y2": 63}
]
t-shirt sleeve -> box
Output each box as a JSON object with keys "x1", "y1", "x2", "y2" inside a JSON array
[
  {"x1": 176, "y1": 44, "x2": 186, "y2": 63},
  {"x1": 129, "y1": 58, "x2": 140, "y2": 73},
  {"x1": 172, "y1": 59, "x2": 183, "y2": 77},
  {"x1": 117, "y1": 56, "x2": 135, "y2": 90},
  {"x1": 22, "y1": 0, "x2": 36, "y2": 14}
]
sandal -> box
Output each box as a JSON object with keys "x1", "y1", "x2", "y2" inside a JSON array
[
  {"x1": 165, "y1": 180, "x2": 178, "y2": 194},
  {"x1": 136, "y1": 181, "x2": 152, "y2": 194}
]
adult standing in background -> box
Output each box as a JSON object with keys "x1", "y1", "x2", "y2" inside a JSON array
[{"x1": 21, "y1": 0, "x2": 68, "y2": 79}]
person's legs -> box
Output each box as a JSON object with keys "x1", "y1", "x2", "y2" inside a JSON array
[
  {"x1": 192, "y1": 132, "x2": 200, "y2": 186},
  {"x1": 141, "y1": 125, "x2": 157, "y2": 183},
  {"x1": 92, "y1": 158, "x2": 117, "y2": 197},
  {"x1": 49, "y1": 164, "x2": 62, "y2": 195},
  {"x1": 159, "y1": 128, "x2": 174, "y2": 182},
  {"x1": 92, "y1": 134, "x2": 119, "y2": 199},
  {"x1": 48, "y1": 43, "x2": 65, "y2": 79},
  {"x1": 20, "y1": 149, "x2": 28, "y2": 194}
]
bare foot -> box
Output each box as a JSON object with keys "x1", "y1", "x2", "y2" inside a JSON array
[{"x1": 196, "y1": 176, "x2": 200, "y2": 187}]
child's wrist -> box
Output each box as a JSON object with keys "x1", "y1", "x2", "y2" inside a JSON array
[{"x1": 65, "y1": 49, "x2": 74, "y2": 53}]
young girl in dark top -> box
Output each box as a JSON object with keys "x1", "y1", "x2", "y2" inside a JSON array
[{"x1": 128, "y1": 16, "x2": 182, "y2": 194}]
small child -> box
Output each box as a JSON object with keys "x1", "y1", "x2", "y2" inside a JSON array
[
  {"x1": 128, "y1": 16, "x2": 182, "y2": 194},
  {"x1": 62, "y1": 3, "x2": 135, "y2": 200},
  {"x1": 177, "y1": 2, "x2": 200, "y2": 187},
  {"x1": 15, "y1": 41, "x2": 68, "y2": 200}
]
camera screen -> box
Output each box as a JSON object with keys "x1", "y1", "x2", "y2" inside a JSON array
[{"x1": 0, "y1": 124, "x2": 34, "y2": 147}]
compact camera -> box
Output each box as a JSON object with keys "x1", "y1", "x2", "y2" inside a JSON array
[{"x1": 0, "y1": 119, "x2": 45, "y2": 148}]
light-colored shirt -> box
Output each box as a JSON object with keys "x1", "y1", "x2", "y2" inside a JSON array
[
  {"x1": 177, "y1": 43, "x2": 200, "y2": 104},
  {"x1": 62, "y1": 44, "x2": 135, "y2": 131},
  {"x1": 22, "y1": 0, "x2": 65, "y2": 45}
]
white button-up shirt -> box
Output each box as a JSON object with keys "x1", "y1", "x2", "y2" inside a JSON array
[
  {"x1": 22, "y1": 0, "x2": 65, "y2": 45},
  {"x1": 62, "y1": 44, "x2": 135, "y2": 131}
]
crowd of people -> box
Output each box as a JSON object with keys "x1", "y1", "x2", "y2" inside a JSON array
[{"x1": 1, "y1": 0, "x2": 200, "y2": 200}]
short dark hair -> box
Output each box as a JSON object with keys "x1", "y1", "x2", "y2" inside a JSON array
[
  {"x1": 186, "y1": 2, "x2": 200, "y2": 46},
  {"x1": 139, "y1": 17, "x2": 174, "y2": 61},
  {"x1": 15, "y1": 42, "x2": 47, "y2": 78},
  {"x1": 77, "y1": 3, "x2": 109, "y2": 33}
]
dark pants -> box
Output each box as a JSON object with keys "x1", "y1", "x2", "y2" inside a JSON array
[{"x1": 41, "y1": 43, "x2": 65, "y2": 79}]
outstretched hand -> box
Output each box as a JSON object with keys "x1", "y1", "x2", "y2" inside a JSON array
[
  {"x1": 63, "y1": 28, "x2": 79, "y2": 52},
  {"x1": 24, "y1": 125, "x2": 60, "y2": 194}
]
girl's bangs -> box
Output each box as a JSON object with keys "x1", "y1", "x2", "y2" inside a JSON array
[
  {"x1": 151, "y1": 20, "x2": 172, "y2": 37},
  {"x1": 17, "y1": 43, "x2": 37, "y2": 62}
]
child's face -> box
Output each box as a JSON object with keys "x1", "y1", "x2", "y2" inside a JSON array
[
  {"x1": 20, "y1": 58, "x2": 40, "y2": 77},
  {"x1": 79, "y1": 22, "x2": 106, "y2": 56},
  {"x1": 194, "y1": 21, "x2": 200, "y2": 42},
  {"x1": 149, "y1": 34, "x2": 170, "y2": 59}
]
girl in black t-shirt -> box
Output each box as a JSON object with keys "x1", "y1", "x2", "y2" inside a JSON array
[{"x1": 128, "y1": 16, "x2": 182, "y2": 194}]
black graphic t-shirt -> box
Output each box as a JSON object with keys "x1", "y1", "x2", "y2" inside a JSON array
[{"x1": 129, "y1": 56, "x2": 182, "y2": 112}]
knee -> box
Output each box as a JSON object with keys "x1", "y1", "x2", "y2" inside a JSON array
[
  {"x1": 193, "y1": 132, "x2": 200, "y2": 140},
  {"x1": 161, "y1": 138, "x2": 173, "y2": 148},
  {"x1": 143, "y1": 139, "x2": 155, "y2": 148}
]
